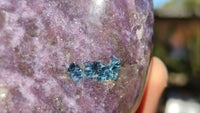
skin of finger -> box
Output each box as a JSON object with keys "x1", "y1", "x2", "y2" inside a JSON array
[{"x1": 135, "y1": 57, "x2": 168, "y2": 113}]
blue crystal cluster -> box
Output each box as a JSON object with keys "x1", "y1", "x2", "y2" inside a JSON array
[
  {"x1": 67, "y1": 57, "x2": 121, "y2": 82},
  {"x1": 67, "y1": 63, "x2": 83, "y2": 82}
]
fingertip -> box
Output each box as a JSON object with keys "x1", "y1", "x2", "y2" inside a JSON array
[
  {"x1": 151, "y1": 56, "x2": 168, "y2": 89},
  {"x1": 136, "y1": 57, "x2": 168, "y2": 113}
]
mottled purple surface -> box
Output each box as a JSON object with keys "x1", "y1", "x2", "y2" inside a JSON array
[{"x1": 0, "y1": 0, "x2": 153, "y2": 113}]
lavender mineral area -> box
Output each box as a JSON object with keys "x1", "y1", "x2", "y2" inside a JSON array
[{"x1": 0, "y1": 0, "x2": 153, "y2": 113}]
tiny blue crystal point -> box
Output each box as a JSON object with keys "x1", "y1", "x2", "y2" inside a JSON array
[
  {"x1": 67, "y1": 63, "x2": 83, "y2": 82},
  {"x1": 83, "y1": 61, "x2": 105, "y2": 81},
  {"x1": 92, "y1": 61, "x2": 104, "y2": 75},
  {"x1": 102, "y1": 58, "x2": 121, "y2": 81},
  {"x1": 83, "y1": 62, "x2": 94, "y2": 81},
  {"x1": 110, "y1": 58, "x2": 121, "y2": 78},
  {"x1": 98, "y1": 66, "x2": 111, "y2": 82}
]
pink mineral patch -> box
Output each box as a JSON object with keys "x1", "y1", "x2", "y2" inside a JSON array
[{"x1": 0, "y1": 0, "x2": 153, "y2": 112}]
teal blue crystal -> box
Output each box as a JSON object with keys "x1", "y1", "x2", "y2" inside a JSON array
[
  {"x1": 68, "y1": 57, "x2": 121, "y2": 82},
  {"x1": 67, "y1": 63, "x2": 83, "y2": 82},
  {"x1": 83, "y1": 57, "x2": 121, "y2": 82}
]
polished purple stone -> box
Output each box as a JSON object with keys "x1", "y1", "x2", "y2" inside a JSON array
[{"x1": 0, "y1": 0, "x2": 153, "y2": 112}]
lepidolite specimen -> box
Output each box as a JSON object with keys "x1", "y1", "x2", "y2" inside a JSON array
[{"x1": 0, "y1": 0, "x2": 153, "y2": 113}]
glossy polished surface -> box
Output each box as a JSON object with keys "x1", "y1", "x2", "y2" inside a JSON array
[{"x1": 0, "y1": 0, "x2": 153, "y2": 112}]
